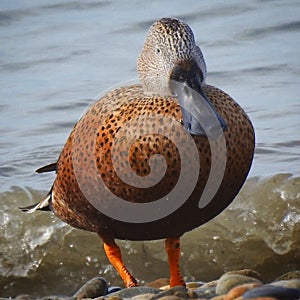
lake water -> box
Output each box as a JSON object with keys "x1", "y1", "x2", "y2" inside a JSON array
[{"x1": 0, "y1": 0, "x2": 300, "y2": 297}]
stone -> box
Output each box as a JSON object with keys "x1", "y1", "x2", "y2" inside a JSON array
[
  {"x1": 192, "y1": 286, "x2": 217, "y2": 299},
  {"x1": 223, "y1": 283, "x2": 262, "y2": 300},
  {"x1": 73, "y1": 277, "x2": 108, "y2": 299},
  {"x1": 242, "y1": 285, "x2": 300, "y2": 299},
  {"x1": 174, "y1": 290, "x2": 188, "y2": 299},
  {"x1": 15, "y1": 295, "x2": 36, "y2": 300},
  {"x1": 158, "y1": 286, "x2": 170, "y2": 291},
  {"x1": 225, "y1": 270, "x2": 263, "y2": 282},
  {"x1": 106, "y1": 296, "x2": 123, "y2": 300},
  {"x1": 260, "y1": 298, "x2": 279, "y2": 300},
  {"x1": 242, "y1": 298, "x2": 276, "y2": 300},
  {"x1": 41, "y1": 296, "x2": 75, "y2": 300},
  {"x1": 216, "y1": 274, "x2": 262, "y2": 295},
  {"x1": 154, "y1": 297, "x2": 182, "y2": 300},
  {"x1": 107, "y1": 287, "x2": 122, "y2": 294},
  {"x1": 270, "y1": 279, "x2": 300, "y2": 290},
  {"x1": 185, "y1": 281, "x2": 202, "y2": 289},
  {"x1": 211, "y1": 296, "x2": 225, "y2": 300},
  {"x1": 201, "y1": 280, "x2": 219, "y2": 289},
  {"x1": 275, "y1": 271, "x2": 300, "y2": 281},
  {"x1": 244, "y1": 297, "x2": 278, "y2": 300},
  {"x1": 131, "y1": 293, "x2": 157, "y2": 300},
  {"x1": 106, "y1": 286, "x2": 160, "y2": 299},
  {"x1": 146, "y1": 278, "x2": 170, "y2": 289},
  {"x1": 150, "y1": 286, "x2": 187, "y2": 299}
]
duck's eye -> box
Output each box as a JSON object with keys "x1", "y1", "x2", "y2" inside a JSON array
[{"x1": 156, "y1": 47, "x2": 161, "y2": 54}]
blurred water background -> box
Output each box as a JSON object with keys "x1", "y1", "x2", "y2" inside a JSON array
[{"x1": 0, "y1": 0, "x2": 299, "y2": 297}]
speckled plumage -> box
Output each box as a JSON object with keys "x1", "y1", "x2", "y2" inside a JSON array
[
  {"x1": 51, "y1": 83, "x2": 254, "y2": 240},
  {"x1": 23, "y1": 18, "x2": 255, "y2": 287}
]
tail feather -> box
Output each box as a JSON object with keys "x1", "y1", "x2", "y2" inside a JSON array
[
  {"x1": 20, "y1": 192, "x2": 51, "y2": 213},
  {"x1": 20, "y1": 163, "x2": 56, "y2": 213},
  {"x1": 36, "y1": 162, "x2": 57, "y2": 173}
]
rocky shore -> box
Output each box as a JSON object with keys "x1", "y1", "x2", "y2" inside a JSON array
[{"x1": 5, "y1": 269, "x2": 300, "y2": 300}]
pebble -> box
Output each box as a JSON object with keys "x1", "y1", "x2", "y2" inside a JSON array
[
  {"x1": 275, "y1": 271, "x2": 300, "y2": 281},
  {"x1": 216, "y1": 273, "x2": 262, "y2": 295},
  {"x1": 107, "y1": 287, "x2": 123, "y2": 294},
  {"x1": 131, "y1": 293, "x2": 157, "y2": 300},
  {"x1": 146, "y1": 278, "x2": 170, "y2": 289},
  {"x1": 105, "y1": 296, "x2": 123, "y2": 300},
  {"x1": 10, "y1": 269, "x2": 300, "y2": 300},
  {"x1": 150, "y1": 286, "x2": 187, "y2": 299},
  {"x1": 156, "y1": 297, "x2": 183, "y2": 300},
  {"x1": 223, "y1": 283, "x2": 262, "y2": 300},
  {"x1": 15, "y1": 295, "x2": 36, "y2": 300},
  {"x1": 270, "y1": 279, "x2": 300, "y2": 290},
  {"x1": 242, "y1": 298, "x2": 277, "y2": 300},
  {"x1": 185, "y1": 281, "x2": 202, "y2": 289},
  {"x1": 190, "y1": 286, "x2": 217, "y2": 299},
  {"x1": 242, "y1": 285, "x2": 300, "y2": 300},
  {"x1": 225, "y1": 270, "x2": 263, "y2": 282},
  {"x1": 201, "y1": 280, "x2": 219, "y2": 289},
  {"x1": 73, "y1": 277, "x2": 108, "y2": 299},
  {"x1": 41, "y1": 297, "x2": 75, "y2": 300},
  {"x1": 105, "y1": 286, "x2": 161, "y2": 299}
]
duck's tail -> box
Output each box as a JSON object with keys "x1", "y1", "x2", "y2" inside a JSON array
[
  {"x1": 35, "y1": 162, "x2": 57, "y2": 173},
  {"x1": 19, "y1": 189, "x2": 52, "y2": 213},
  {"x1": 20, "y1": 162, "x2": 56, "y2": 213}
]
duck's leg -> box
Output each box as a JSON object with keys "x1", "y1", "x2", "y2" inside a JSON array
[
  {"x1": 165, "y1": 237, "x2": 185, "y2": 287},
  {"x1": 102, "y1": 236, "x2": 138, "y2": 288}
]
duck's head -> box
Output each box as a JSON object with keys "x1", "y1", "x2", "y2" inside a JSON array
[{"x1": 138, "y1": 18, "x2": 227, "y2": 136}]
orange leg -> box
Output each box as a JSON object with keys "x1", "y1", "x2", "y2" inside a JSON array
[
  {"x1": 103, "y1": 237, "x2": 138, "y2": 288},
  {"x1": 165, "y1": 237, "x2": 185, "y2": 287}
]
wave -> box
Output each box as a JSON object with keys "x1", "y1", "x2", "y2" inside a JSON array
[{"x1": 0, "y1": 173, "x2": 299, "y2": 297}]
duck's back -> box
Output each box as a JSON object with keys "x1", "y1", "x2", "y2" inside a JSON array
[{"x1": 51, "y1": 83, "x2": 254, "y2": 240}]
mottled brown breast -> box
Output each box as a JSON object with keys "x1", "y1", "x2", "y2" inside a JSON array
[{"x1": 51, "y1": 84, "x2": 254, "y2": 240}]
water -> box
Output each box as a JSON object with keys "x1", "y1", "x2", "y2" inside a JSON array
[{"x1": 0, "y1": 0, "x2": 300, "y2": 297}]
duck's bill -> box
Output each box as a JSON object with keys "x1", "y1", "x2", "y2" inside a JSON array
[{"x1": 170, "y1": 63, "x2": 227, "y2": 137}]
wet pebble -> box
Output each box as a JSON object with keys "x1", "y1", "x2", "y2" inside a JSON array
[
  {"x1": 242, "y1": 284, "x2": 300, "y2": 300},
  {"x1": 73, "y1": 277, "x2": 108, "y2": 299}
]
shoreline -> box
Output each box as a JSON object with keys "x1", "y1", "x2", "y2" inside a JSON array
[{"x1": 3, "y1": 269, "x2": 300, "y2": 300}]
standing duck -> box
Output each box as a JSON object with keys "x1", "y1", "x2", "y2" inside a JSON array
[{"x1": 22, "y1": 18, "x2": 255, "y2": 288}]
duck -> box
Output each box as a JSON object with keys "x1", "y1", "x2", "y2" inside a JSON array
[{"x1": 21, "y1": 18, "x2": 255, "y2": 288}]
